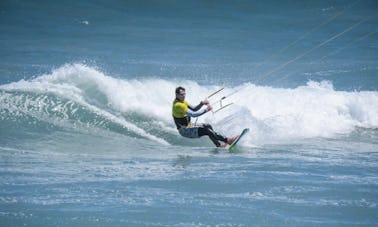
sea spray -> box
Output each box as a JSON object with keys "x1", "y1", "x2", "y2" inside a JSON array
[{"x1": 1, "y1": 64, "x2": 377, "y2": 147}]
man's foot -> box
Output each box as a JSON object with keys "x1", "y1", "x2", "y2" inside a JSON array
[
  {"x1": 227, "y1": 135, "x2": 239, "y2": 145},
  {"x1": 218, "y1": 143, "x2": 227, "y2": 148}
]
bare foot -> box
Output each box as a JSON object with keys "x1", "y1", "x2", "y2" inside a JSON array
[
  {"x1": 227, "y1": 135, "x2": 239, "y2": 145},
  {"x1": 218, "y1": 143, "x2": 227, "y2": 148}
]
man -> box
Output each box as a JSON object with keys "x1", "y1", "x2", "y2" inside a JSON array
[{"x1": 172, "y1": 86, "x2": 238, "y2": 147}]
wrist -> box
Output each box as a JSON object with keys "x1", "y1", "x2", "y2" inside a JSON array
[{"x1": 201, "y1": 100, "x2": 209, "y2": 105}]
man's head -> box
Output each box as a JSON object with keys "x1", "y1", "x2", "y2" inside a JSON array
[{"x1": 175, "y1": 86, "x2": 186, "y2": 101}]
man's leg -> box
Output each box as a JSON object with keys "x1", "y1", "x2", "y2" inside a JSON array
[
  {"x1": 178, "y1": 126, "x2": 199, "y2": 138},
  {"x1": 198, "y1": 124, "x2": 228, "y2": 147}
]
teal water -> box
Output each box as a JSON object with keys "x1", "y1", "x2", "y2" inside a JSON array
[{"x1": 1, "y1": 0, "x2": 378, "y2": 226}]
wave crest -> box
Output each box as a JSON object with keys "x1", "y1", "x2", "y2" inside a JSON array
[{"x1": 1, "y1": 63, "x2": 377, "y2": 146}]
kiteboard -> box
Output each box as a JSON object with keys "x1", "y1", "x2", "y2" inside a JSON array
[{"x1": 228, "y1": 128, "x2": 249, "y2": 152}]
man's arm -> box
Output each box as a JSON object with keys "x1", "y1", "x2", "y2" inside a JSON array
[
  {"x1": 188, "y1": 103, "x2": 204, "y2": 111},
  {"x1": 186, "y1": 101, "x2": 212, "y2": 118},
  {"x1": 188, "y1": 100, "x2": 210, "y2": 111},
  {"x1": 186, "y1": 108, "x2": 207, "y2": 118}
]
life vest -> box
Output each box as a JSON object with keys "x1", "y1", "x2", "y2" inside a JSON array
[{"x1": 172, "y1": 99, "x2": 192, "y2": 129}]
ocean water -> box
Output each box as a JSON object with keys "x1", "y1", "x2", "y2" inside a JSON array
[{"x1": 1, "y1": 0, "x2": 378, "y2": 226}]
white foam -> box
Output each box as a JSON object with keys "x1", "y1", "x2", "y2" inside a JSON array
[
  {"x1": 1, "y1": 63, "x2": 377, "y2": 146},
  {"x1": 1, "y1": 64, "x2": 170, "y2": 145},
  {"x1": 209, "y1": 81, "x2": 378, "y2": 145}
]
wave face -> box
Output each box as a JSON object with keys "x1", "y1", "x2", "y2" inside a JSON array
[{"x1": 1, "y1": 64, "x2": 377, "y2": 146}]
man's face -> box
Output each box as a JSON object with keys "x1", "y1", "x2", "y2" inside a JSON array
[{"x1": 176, "y1": 89, "x2": 186, "y2": 101}]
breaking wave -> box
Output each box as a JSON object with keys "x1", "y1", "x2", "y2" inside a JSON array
[{"x1": 1, "y1": 64, "x2": 377, "y2": 146}]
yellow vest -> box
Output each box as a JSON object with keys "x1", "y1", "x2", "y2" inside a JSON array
[
  {"x1": 172, "y1": 99, "x2": 191, "y2": 128},
  {"x1": 172, "y1": 99, "x2": 188, "y2": 118}
]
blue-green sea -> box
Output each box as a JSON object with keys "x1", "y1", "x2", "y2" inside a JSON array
[{"x1": 1, "y1": 0, "x2": 378, "y2": 226}]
